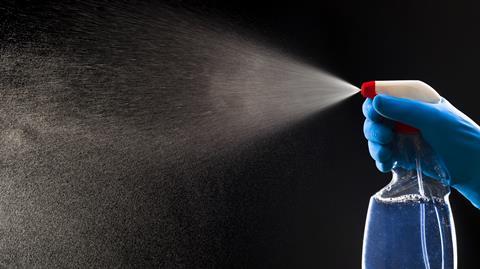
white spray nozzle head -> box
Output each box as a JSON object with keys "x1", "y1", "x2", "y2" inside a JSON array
[
  {"x1": 361, "y1": 80, "x2": 441, "y2": 104},
  {"x1": 360, "y1": 80, "x2": 442, "y2": 133}
]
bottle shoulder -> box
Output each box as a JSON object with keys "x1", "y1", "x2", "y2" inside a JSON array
[{"x1": 375, "y1": 170, "x2": 450, "y2": 204}]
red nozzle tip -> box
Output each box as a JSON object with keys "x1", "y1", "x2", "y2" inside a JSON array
[{"x1": 361, "y1": 81, "x2": 376, "y2": 98}]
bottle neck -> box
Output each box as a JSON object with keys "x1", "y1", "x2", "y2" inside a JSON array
[{"x1": 376, "y1": 133, "x2": 451, "y2": 203}]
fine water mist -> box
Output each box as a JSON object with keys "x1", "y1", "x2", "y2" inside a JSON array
[{"x1": 0, "y1": 1, "x2": 358, "y2": 267}]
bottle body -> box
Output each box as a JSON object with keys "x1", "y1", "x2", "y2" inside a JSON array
[
  {"x1": 362, "y1": 134, "x2": 457, "y2": 269},
  {"x1": 363, "y1": 191, "x2": 456, "y2": 269}
]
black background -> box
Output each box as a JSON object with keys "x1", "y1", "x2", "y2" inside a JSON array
[{"x1": 2, "y1": 0, "x2": 480, "y2": 268}]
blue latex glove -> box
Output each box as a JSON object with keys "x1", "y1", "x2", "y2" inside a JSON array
[{"x1": 363, "y1": 95, "x2": 480, "y2": 208}]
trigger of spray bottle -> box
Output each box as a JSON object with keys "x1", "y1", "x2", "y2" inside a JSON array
[{"x1": 360, "y1": 80, "x2": 442, "y2": 133}]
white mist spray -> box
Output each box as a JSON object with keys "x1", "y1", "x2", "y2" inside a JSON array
[{"x1": 0, "y1": 2, "x2": 360, "y2": 267}]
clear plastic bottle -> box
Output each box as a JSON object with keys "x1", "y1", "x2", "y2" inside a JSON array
[{"x1": 362, "y1": 132, "x2": 457, "y2": 269}]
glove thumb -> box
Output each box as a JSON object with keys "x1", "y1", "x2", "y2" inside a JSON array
[{"x1": 372, "y1": 95, "x2": 437, "y2": 129}]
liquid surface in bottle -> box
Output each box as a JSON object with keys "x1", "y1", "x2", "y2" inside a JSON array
[{"x1": 363, "y1": 196, "x2": 455, "y2": 269}]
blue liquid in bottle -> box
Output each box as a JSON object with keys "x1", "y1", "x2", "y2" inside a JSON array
[{"x1": 363, "y1": 197, "x2": 455, "y2": 269}]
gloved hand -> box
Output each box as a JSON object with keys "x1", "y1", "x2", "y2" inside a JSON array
[{"x1": 363, "y1": 95, "x2": 480, "y2": 208}]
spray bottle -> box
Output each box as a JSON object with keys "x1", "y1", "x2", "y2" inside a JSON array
[{"x1": 360, "y1": 81, "x2": 457, "y2": 269}]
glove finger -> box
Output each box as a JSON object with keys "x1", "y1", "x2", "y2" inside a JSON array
[
  {"x1": 363, "y1": 119, "x2": 394, "y2": 144},
  {"x1": 363, "y1": 99, "x2": 396, "y2": 127},
  {"x1": 362, "y1": 99, "x2": 383, "y2": 122},
  {"x1": 368, "y1": 141, "x2": 392, "y2": 162},
  {"x1": 376, "y1": 160, "x2": 394, "y2": 173},
  {"x1": 373, "y1": 95, "x2": 437, "y2": 130}
]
